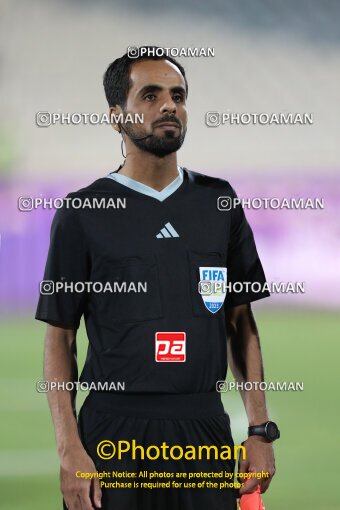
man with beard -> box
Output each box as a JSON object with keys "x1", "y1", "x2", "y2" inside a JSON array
[{"x1": 36, "y1": 47, "x2": 279, "y2": 510}]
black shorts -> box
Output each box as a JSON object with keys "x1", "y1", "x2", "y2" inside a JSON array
[{"x1": 63, "y1": 392, "x2": 237, "y2": 510}]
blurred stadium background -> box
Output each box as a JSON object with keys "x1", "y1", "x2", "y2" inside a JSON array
[{"x1": 0, "y1": 0, "x2": 339, "y2": 509}]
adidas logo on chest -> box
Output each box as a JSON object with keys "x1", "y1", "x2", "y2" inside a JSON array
[{"x1": 156, "y1": 222, "x2": 179, "y2": 239}]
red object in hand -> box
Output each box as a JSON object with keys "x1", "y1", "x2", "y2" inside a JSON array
[{"x1": 239, "y1": 485, "x2": 265, "y2": 510}]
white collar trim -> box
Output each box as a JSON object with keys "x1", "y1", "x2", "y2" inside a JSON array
[{"x1": 106, "y1": 166, "x2": 183, "y2": 202}]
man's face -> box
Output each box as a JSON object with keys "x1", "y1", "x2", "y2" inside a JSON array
[{"x1": 119, "y1": 59, "x2": 187, "y2": 157}]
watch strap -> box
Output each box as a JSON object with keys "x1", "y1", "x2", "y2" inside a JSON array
[{"x1": 248, "y1": 424, "x2": 267, "y2": 437}]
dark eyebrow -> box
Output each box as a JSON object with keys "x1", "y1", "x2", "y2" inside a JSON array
[
  {"x1": 171, "y1": 86, "x2": 186, "y2": 96},
  {"x1": 138, "y1": 85, "x2": 163, "y2": 97},
  {"x1": 137, "y1": 84, "x2": 186, "y2": 97}
]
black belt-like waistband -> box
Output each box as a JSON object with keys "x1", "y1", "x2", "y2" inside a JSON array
[{"x1": 83, "y1": 391, "x2": 225, "y2": 419}]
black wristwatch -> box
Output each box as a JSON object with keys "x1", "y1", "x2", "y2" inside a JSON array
[{"x1": 248, "y1": 421, "x2": 280, "y2": 442}]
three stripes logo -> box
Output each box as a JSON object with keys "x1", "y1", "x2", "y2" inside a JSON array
[{"x1": 156, "y1": 222, "x2": 179, "y2": 239}]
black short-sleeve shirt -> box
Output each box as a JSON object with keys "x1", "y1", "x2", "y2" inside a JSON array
[{"x1": 35, "y1": 168, "x2": 269, "y2": 393}]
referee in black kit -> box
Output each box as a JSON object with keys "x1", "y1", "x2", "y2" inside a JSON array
[{"x1": 36, "y1": 46, "x2": 279, "y2": 510}]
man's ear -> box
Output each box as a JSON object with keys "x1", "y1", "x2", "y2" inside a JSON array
[{"x1": 109, "y1": 105, "x2": 123, "y2": 133}]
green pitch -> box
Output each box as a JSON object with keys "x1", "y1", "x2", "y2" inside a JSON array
[{"x1": 0, "y1": 310, "x2": 338, "y2": 510}]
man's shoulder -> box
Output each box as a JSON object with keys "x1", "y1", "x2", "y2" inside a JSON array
[
  {"x1": 184, "y1": 167, "x2": 235, "y2": 194},
  {"x1": 65, "y1": 176, "x2": 118, "y2": 199},
  {"x1": 50, "y1": 177, "x2": 117, "y2": 228}
]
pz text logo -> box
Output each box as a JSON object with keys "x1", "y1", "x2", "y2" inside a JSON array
[{"x1": 155, "y1": 332, "x2": 186, "y2": 362}]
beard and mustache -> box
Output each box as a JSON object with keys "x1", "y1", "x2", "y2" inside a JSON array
[{"x1": 120, "y1": 113, "x2": 187, "y2": 158}]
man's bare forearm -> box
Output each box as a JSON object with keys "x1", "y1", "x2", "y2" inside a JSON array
[
  {"x1": 226, "y1": 303, "x2": 269, "y2": 425},
  {"x1": 44, "y1": 324, "x2": 83, "y2": 457}
]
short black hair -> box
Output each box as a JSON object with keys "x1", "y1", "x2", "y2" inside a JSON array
[{"x1": 103, "y1": 46, "x2": 188, "y2": 108}]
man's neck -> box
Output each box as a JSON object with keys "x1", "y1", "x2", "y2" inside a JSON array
[{"x1": 117, "y1": 153, "x2": 179, "y2": 192}]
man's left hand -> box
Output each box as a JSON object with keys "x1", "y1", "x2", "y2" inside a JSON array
[{"x1": 238, "y1": 436, "x2": 276, "y2": 495}]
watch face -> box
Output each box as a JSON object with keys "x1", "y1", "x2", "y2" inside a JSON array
[{"x1": 266, "y1": 422, "x2": 279, "y2": 440}]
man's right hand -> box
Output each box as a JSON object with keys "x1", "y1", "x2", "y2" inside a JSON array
[{"x1": 60, "y1": 446, "x2": 102, "y2": 510}]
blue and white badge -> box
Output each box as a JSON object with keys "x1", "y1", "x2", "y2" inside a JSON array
[{"x1": 199, "y1": 267, "x2": 227, "y2": 313}]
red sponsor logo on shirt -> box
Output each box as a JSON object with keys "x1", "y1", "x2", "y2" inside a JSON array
[{"x1": 155, "y1": 332, "x2": 186, "y2": 362}]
